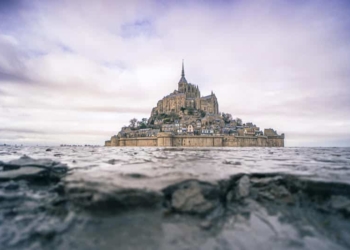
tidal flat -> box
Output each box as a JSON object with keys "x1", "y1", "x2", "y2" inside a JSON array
[{"x1": 0, "y1": 146, "x2": 350, "y2": 250}]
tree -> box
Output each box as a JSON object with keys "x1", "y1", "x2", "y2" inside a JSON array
[
  {"x1": 139, "y1": 123, "x2": 147, "y2": 129},
  {"x1": 129, "y1": 118, "x2": 138, "y2": 128},
  {"x1": 180, "y1": 107, "x2": 186, "y2": 113},
  {"x1": 200, "y1": 110, "x2": 206, "y2": 118},
  {"x1": 141, "y1": 118, "x2": 148, "y2": 124},
  {"x1": 222, "y1": 113, "x2": 232, "y2": 124}
]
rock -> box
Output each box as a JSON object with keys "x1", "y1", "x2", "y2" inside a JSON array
[
  {"x1": 257, "y1": 184, "x2": 293, "y2": 203},
  {"x1": 0, "y1": 155, "x2": 68, "y2": 181},
  {"x1": 250, "y1": 176, "x2": 283, "y2": 187},
  {"x1": 258, "y1": 191, "x2": 275, "y2": 200},
  {"x1": 46, "y1": 148, "x2": 52, "y2": 152},
  {"x1": 223, "y1": 160, "x2": 241, "y2": 165},
  {"x1": 106, "y1": 159, "x2": 119, "y2": 165},
  {"x1": 3, "y1": 181, "x2": 19, "y2": 190},
  {"x1": 200, "y1": 220, "x2": 212, "y2": 230},
  {"x1": 123, "y1": 173, "x2": 148, "y2": 179},
  {"x1": 236, "y1": 175, "x2": 250, "y2": 199},
  {"x1": 330, "y1": 195, "x2": 350, "y2": 213},
  {"x1": 66, "y1": 182, "x2": 163, "y2": 211},
  {"x1": 270, "y1": 184, "x2": 290, "y2": 198},
  {"x1": 166, "y1": 180, "x2": 220, "y2": 215},
  {"x1": 0, "y1": 167, "x2": 46, "y2": 181}
]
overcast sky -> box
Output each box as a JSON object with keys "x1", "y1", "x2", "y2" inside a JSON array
[{"x1": 0, "y1": 0, "x2": 350, "y2": 146}]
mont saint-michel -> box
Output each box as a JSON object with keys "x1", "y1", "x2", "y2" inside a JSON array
[{"x1": 105, "y1": 62, "x2": 284, "y2": 147}]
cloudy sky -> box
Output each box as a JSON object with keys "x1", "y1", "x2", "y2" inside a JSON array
[{"x1": 0, "y1": 0, "x2": 350, "y2": 146}]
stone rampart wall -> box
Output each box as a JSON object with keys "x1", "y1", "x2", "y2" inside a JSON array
[
  {"x1": 105, "y1": 134, "x2": 284, "y2": 147},
  {"x1": 118, "y1": 137, "x2": 157, "y2": 147},
  {"x1": 172, "y1": 136, "x2": 223, "y2": 147}
]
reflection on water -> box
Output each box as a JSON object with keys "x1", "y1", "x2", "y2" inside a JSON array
[{"x1": 0, "y1": 146, "x2": 350, "y2": 250}]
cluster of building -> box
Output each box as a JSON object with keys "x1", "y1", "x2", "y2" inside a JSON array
[
  {"x1": 106, "y1": 61, "x2": 284, "y2": 145},
  {"x1": 118, "y1": 117, "x2": 279, "y2": 138}
]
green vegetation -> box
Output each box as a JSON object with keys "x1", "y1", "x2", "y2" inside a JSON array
[
  {"x1": 139, "y1": 123, "x2": 147, "y2": 129},
  {"x1": 155, "y1": 112, "x2": 180, "y2": 122},
  {"x1": 163, "y1": 118, "x2": 171, "y2": 124}
]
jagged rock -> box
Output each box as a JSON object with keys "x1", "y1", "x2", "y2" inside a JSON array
[
  {"x1": 236, "y1": 175, "x2": 250, "y2": 199},
  {"x1": 165, "y1": 180, "x2": 220, "y2": 215},
  {"x1": 250, "y1": 176, "x2": 283, "y2": 187},
  {"x1": 256, "y1": 183, "x2": 293, "y2": 203},
  {"x1": 270, "y1": 184, "x2": 290, "y2": 198},
  {"x1": 66, "y1": 182, "x2": 163, "y2": 211},
  {"x1": 258, "y1": 191, "x2": 276, "y2": 200},
  {"x1": 0, "y1": 155, "x2": 68, "y2": 181},
  {"x1": 330, "y1": 195, "x2": 350, "y2": 213},
  {"x1": 0, "y1": 167, "x2": 46, "y2": 181}
]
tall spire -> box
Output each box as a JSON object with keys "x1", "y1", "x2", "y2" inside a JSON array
[{"x1": 181, "y1": 59, "x2": 185, "y2": 77}]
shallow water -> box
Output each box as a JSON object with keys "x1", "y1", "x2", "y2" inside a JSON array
[{"x1": 0, "y1": 146, "x2": 350, "y2": 250}]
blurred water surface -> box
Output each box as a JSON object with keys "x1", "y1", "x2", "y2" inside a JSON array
[{"x1": 0, "y1": 146, "x2": 350, "y2": 250}]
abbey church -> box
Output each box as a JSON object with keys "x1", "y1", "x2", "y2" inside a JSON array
[
  {"x1": 104, "y1": 61, "x2": 285, "y2": 147},
  {"x1": 150, "y1": 61, "x2": 219, "y2": 117}
]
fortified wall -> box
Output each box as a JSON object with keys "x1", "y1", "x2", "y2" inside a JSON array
[{"x1": 105, "y1": 133, "x2": 284, "y2": 147}]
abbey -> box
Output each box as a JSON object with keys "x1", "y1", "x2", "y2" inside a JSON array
[
  {"x1": 104, "y1": 61, "x2": 285, "y2": 147},
  {"x1": 151, "y1": 61, "x2": 219, "y2": 116}
]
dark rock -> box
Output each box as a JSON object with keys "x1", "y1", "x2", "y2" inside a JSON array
[
  {"x1": 258, "y1": 191, "x2": 275, "y2": 200},
  {"x1": 256, "y1": 183, "x2": 293, "y2": 203},
  {"x1": 223, "y1": 160, "x2": 241, "y2": 165},
  {"x1": 236, "y1": 175, "x2": 250, "y2": 199},
  {"x1": 0, "y1": 167, "x2": 46, "y2": 181},
  {"x1": 330, "y1": 195, "x2": 350, "y2": 213},
  {"x1": 66, "y1": 182, "x2": 163, "y2": 212},
  {"x1": 163, "y1": 180, "x2": 220, "y2": 215},
  {"x1": 46, "y1": 148, "x2": 52, "y2": 152},
  {"x1": 106, "y1": 159, "x2": 119, "y2": 165},
  {"x1": 3, "y1": 181, "x2": 19, "y2": 190},
  {"x1": 0, "y1": 155, "x2": 68, "y2": 181},
  {"x1": 123, "y1": 173, "x2": 148, "y2": 179},
  {"x1": 250, "y1": 176, "x2": 283, "y2": 187},
  {"x1": 270, "y1": 184, "x2": 290, "y2": 198},
  {"x1": 200, "y1": 220, "x2": 212, "y2": 230}
]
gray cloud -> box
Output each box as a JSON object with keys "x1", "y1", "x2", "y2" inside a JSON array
[{"x1": 0, "y1": 0, "x2": 349, "y2": 146}]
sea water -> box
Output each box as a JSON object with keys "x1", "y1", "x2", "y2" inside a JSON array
[{"x1": 0, "y1": 146, "x2": 350, "y2": 250}]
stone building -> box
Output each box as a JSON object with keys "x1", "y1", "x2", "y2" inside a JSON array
[{"x1": 150, "y1": 61, "x2": 219, "y2": 118}]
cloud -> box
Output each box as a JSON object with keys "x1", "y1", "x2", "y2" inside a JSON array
[{"x1": 0, "y1": 0, "x2": 349, "y2": 146}]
